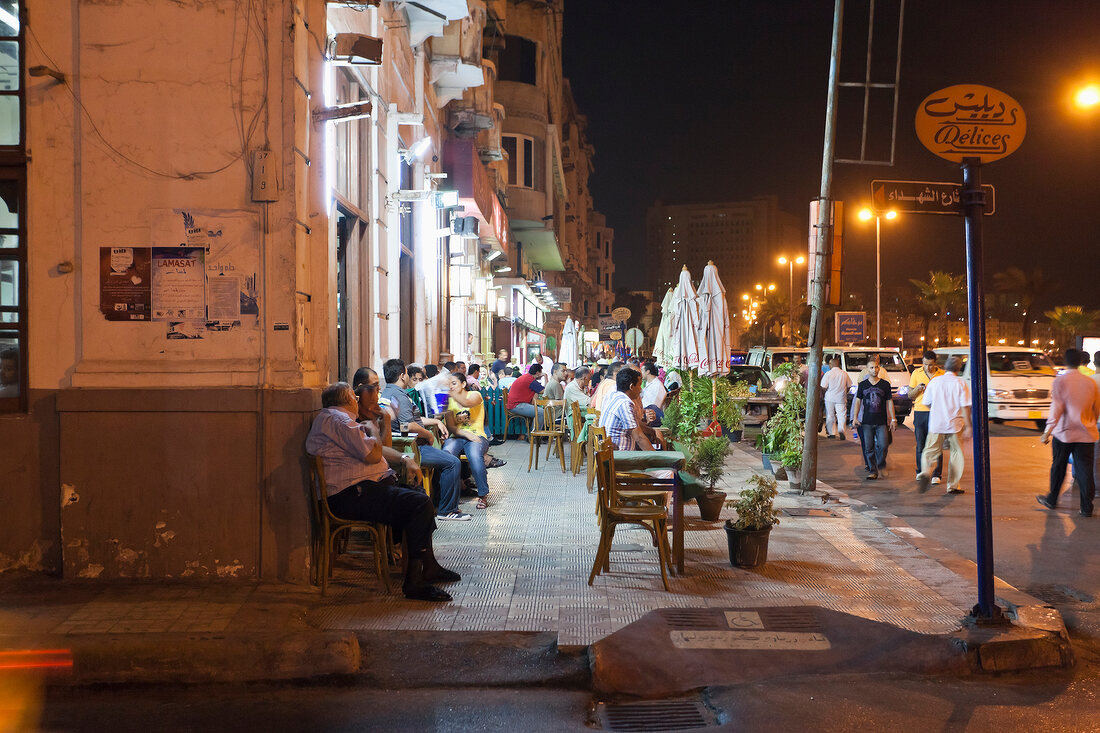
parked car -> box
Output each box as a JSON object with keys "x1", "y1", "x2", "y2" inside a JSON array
[
  {"x1": 934, "y1": 347, "x2": 1055, "y2": 429},
  {"x1": 727, "y1": 365, "x2": 781, "y2": 426},
  {"x1": 823, "y1": 347, "x2": 914, "y2": 423}
]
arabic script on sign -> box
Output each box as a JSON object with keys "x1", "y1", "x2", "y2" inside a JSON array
[{"x1": 915, "y1": 85, "x2": 1026, "y2": 163}]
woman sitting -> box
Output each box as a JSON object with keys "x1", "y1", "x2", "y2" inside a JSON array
[{"x1": 443, "y1": 371, "x2": 492, "y2": 509}]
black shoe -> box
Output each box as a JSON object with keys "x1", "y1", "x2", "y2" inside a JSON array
[
  {"x1": 403, "y1": 583, "x2": 453, "y2": 602},
  {"x1": 1036, "y1": 494, "x2": 1056, "y2": 510},
  {"x1": 423, "y1": 565, "x2": 461, "y2": 583},
  {"x1": 1080, "y1": 511, "x2": 1093, "y2": 518}
]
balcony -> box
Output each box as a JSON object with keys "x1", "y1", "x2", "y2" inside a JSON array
[
  {"x1": 399, "y1": 0, "x2": 471, "y2": 46},
  {"x1": 430, "y1": 1, "x2": 486, "y2": 106}
]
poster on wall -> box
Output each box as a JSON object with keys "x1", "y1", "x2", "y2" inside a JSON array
[
  {"x1": 150, "y1": 208, "x2": 261, "y2": 330},
  {"x1": 99, "y1": 247, "x2": 152, "y2": 321},
  {"x1": 152, "y1": 247, "x2": 205, "y2": 321}
]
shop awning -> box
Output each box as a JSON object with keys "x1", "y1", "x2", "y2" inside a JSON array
[{"x1": 512, "y1": 221, "x2": 563, "y2": 272}]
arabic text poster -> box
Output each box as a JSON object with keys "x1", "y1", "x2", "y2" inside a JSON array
[
  {"x1": 152, "y1": 247, "x2": 206, "y2": 321},
  {"x1": 99, "y1": 247, "x2": 152, "y2": 321}
]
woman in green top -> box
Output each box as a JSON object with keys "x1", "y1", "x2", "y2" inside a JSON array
[{"x1": 443, "y1": 371, "x2": 491, "y2": 508}]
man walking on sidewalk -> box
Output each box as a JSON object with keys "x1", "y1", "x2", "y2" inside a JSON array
[
  {"x1": 909, "y1": 350, "x2": 944, "y2": 485},
  {"x1": 820, "y1": 355, "x2": 852, "y2": 439},
  {"x1": 917, "y1": 356, "x2": 971, "y2": 495},
  {"x1": 1037, "y1": 348, "x2": 1100, "y2": 517},
  {"x1": 852, "y1": 357, "x2": 896, "y2": 480}
]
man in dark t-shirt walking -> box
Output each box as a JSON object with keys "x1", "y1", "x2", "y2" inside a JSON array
[{"x1": 852, "y1": 358, "x2": 897, "y2": 480}]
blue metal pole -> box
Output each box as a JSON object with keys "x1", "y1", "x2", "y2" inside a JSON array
[{"x1": 961, "y1": 159, "x2": 1000, "y2": 621}]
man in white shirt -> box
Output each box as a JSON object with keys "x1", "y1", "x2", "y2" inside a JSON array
[
  {"x1": 917, "y1": 356, "x2": 972, "y2": 495},
  {"x1": 640, "y1": 362, "x2": 667, "y2": 411},
  {"x1": 1037, "y1": 348, "x2": 1100, "y2": 517},
  {"x1": 820, "y1": 355, "x2": 852, "y2": 439},
  {"x1": 564, "y1": 366, "x2": 592, "y2": 410}
]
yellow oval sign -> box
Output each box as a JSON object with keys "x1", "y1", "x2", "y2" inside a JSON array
[
  {"x1": 915, "y1": 85, "x2": 1026, "y2": 163},
  {"x1": 611, "y1": 307, "x2": 631, "y2": 322},
  {"x1": 609, "y1": 330, "x2": 622, "y2": 341}
]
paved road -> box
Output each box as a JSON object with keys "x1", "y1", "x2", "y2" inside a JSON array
[{"x1": 810, "y1": 419, "x2": 1100, "y2": 643}]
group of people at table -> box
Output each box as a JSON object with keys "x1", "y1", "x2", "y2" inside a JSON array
[{"x1": 305, "y1": 351, "x2": 687, "y2": 602}]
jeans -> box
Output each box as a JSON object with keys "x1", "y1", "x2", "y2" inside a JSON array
[
  {"x1": 443, "y1": 435, "x2": 489, "y2": 497},
  {"x1": 912, "y1": 411, "x2": 942, "y2": 479},
  {"x1": 1046, "y1": 438, "x2": 1096, "y2": 515},
  {"x1": 920, "y1": 432, "x2": 964, "y2": 489},
  {"x1": 824, "y1": 399, "x2": 846, "y2": 437},
  {"x1": 508, "y1": 402, "x2": 543, "y2": 430},
  {"x1": 860, "y1": 424, "x2": 889, "y2": 473},
  {"x1": 416, "y1": 443, "x2": 462, "y2": 515}
]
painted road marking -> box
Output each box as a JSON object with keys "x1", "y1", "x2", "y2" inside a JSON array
[{"x1": 670, "y1": 630, "x2": 832, "y2": 650}]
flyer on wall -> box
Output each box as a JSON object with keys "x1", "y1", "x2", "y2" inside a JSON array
[
  {"x1": 99, "y1": 247, "x2": 152, "y2": 321},
  {"x1": 151, "y1": 247, "x2": 206, "y2": 321}
]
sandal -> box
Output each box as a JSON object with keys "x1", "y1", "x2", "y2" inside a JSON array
[
  {"x1": 476, "y1": 495, "x2": 489, "y2": 510},
  {"x1": 487, "y1": 457, "x2": 507, "y2": 469}
]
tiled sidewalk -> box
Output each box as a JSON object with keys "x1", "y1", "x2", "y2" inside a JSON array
[{"x1": 309, "y1": 440, "x2": 973, "y2": 646}]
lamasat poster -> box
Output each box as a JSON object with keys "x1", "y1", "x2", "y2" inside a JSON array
[{"x1": 151, "y1": 247, "x2": 205, "y2": 321}]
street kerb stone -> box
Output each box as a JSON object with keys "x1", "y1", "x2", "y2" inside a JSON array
[{"x1": 590, "y1": 606, "x2": 968, "y2": 699}]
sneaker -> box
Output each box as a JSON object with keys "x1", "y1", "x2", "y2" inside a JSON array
[
  {"x1": 946, "y1": 487, "x2": 964, "y2": 495},
  {"x1": 931, "y1": 477, "x2": 942, "y2": 486},
  {"x1": 867, "y1": 471, "x2": 879, "y2": 480},
  {"x1": 438, "y1": 511, "x2": 472, "y2": 521},
  {"x1": 1036, "y1": 494, "x2": 1056, "y2": 510}
]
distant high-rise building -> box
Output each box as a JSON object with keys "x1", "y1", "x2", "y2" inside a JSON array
[{"x1": 645, "y1": 198, "x2": 802, "y2": 303}]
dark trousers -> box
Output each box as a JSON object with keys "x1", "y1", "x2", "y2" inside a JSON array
[
  {"x1": 327, "y1": 477, "x2": 437, "y2": 554},
  {"x1": 1046, "y1": 438, "x2": 1096, "y2": 515},
  {"x1": 912, "y1": 411, "x2": 942, "y2": 478},
  {"x1": 860, "y1": 424, "x2": 889, "y2": 473}
]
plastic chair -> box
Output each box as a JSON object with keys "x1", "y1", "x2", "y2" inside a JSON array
[
  {"x1": 528, "y1": 398, "x2": 567, "y2": 472},
  {"x1": 307, "y1": 455, "x2": 393, "y2": 595},
  {"x1": 588, "y1": 441, "x2": 673, "y2": 591}
]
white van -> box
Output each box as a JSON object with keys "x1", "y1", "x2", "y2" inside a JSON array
[
  {"x1": 822, "y1": 347, "x2": 914, "y2": 422},
  {"x1": 746, "y1": 347, "x2": 810, "y2": 378},
  {"x1": 934, "y1": 347, "x2": 1055, "y2": 428}
]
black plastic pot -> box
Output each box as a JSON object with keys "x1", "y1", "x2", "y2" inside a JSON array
[
  {"x1": 722, "y1": 427, "x2": 743, "y2": 443},
  {"x1": 696, "y1": 490, "x2": 727, "y2": 521},
  {"x1": 761, "y1": 453, "x2": 773, "y2": 472},
  {"x1": 773, "y1": 463, "x2": 788, "y2": 481},
  {"x1": 725, "y1": 524, "x2": 772, "y2": 568}
]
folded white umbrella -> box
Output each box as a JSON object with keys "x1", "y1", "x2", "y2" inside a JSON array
[
  {"x1": 667, "y1": 267, "x2": 701, "y2": 373},
  {"x1": 652, "y1": 287, "x2": 676, "y2": 368},
  {"x1": 557, "y1": 317, "x2": 579, "y2": 368},
  {"x1": 695, "y1": 261, "x2": 730, "y2": 376}
]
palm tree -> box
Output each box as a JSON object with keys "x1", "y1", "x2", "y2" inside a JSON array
[
  {"x1": 1044, "y1": 306, "x2": 1100, "y2": 350},
  {"x1": 756, "y1": 290, "x2": 789, "y2": 346},
  {"x1": 993, "y1": 267, "x2": 1051, "y2": 345},
  {"x1": 909, "y1": 271, "x2": 967, "y2": 346}
]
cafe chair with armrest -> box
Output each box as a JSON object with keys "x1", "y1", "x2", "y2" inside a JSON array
[
  {"x1": 308, "y1": 455, "x2": 393, "y2": 596},
  {"x1": 589, "y1": 441, "x2": 673, "y2": 591}
]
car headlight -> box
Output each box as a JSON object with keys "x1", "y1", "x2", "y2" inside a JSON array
[
  {"x1": 897, "y1": 386, "x2": 909, "y2": 397},
  {"x1": 988, "y1": 388, "x2": 1013, "y2": 400}
]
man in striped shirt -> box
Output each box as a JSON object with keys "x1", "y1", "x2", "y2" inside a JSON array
[{"x1": 598, "y1": 368, "x2": 656, "y2": 451}]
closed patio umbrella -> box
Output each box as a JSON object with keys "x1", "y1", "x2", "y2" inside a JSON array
[
  {"x1": 695, "y1": 260, "x2": 730, "y2": 376},
  {"x1": 652, "y1": 287, "x2": 676, "y2": 368},
  {"x1": 667, "y1": 267, "x2": 701, "y2": 373},
  {"x1": 557, "y1": 317, "x2": 579, "y2": 368}
]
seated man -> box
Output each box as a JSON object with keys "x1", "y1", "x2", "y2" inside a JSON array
[
  {"x1": 497, "y1": 366, "x2": 520, "y2": 389},
  {"x1": 306, "y1": 381, "x2": 459, "y2": 602},
  {"x1": 640, "y1": 361, "x2": 667, "y2": 426},
  {"x1": 592, "y1": 362, "x2": 624, "y2": 411},
  {"x1": 564, "y1": 366, "x2": 593, "y2": 411},
  {"x1": 598, "y1": 368, "x2": 656, "y2": 451},
  {"x1": 382, "y1": 359, "x2": 470, "y2": 522}
]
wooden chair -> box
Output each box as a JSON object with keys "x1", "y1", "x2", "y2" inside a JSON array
[
  {"x1": 502, "y1": 388, "x2": 533, "y2": 441},
  {"x1": 542, "y1": 399, "x2": 568, "y2": 461},
  {"x1": 587, "y1": 424, "x2": 606, "y2": 491},
  {"x1": 307, "y1": 455, "x2": 393, "y2": 595},
  {"x1": 588, "y1": 441, "x2": 673, "y2": 591},
  {"x1": 569, "y1": 401, "x2": 590, "y2": 476},
  {"x1": 528, "y1": 398, "x2": 567, "y2": 472}
]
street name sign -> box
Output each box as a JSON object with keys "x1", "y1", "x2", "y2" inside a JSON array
[
  {"x1": 871, "y1": 179, "x2": 996, "y2": 216},
  {"x1": 915, "y1": 85, "x2": 1026, "y2": 163}
]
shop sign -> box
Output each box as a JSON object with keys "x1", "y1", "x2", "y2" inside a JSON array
[
  {"x1": 835, "y1": 311, "x2": 866, "y2": 344},
  {"x1": 611, "y1": 306, "x2": 631, "y2": 322},
  {"x1": 547, "y1": 287, "x2": 572, "y2": 303},
  {"x1": 915, "y1": 85, "x2": 1026, "y2": 163}
]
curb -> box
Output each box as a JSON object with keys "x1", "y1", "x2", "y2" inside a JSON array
[{"x1": 7, "y1": 631, "x2": 359, "y2": 686}]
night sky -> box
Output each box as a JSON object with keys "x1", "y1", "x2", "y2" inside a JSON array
[{"x1": 562, "y1": 1, "x2": 1100, "y2": 311}]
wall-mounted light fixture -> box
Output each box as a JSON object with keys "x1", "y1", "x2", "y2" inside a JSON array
[{"x1": 313, "y1": 100, "x2": 373, "y2": 124}]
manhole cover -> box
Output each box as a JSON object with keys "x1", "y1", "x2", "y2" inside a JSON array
[
  {"x1": 659, "y1": 608, "x2": 718, "y2": 630},
  {"x1": 783, "y1": 507, "x2": 841, "y2": 518},
  {"x1": 759, "y1": 607, "x2": 823, "y2": 632},
  {"x1": 1025, "y1": 585, "x2": 1095, "y2": 605},
  {"x1": 599, "y1": 699, "x2": 714, "y2": 731}
]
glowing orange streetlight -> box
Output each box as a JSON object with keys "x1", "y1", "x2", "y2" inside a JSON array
[
  {"x1": 857, "y1": 207, "x2": 898, "y2": 346},
  {"x1": 1075, "y1": 83, "x2": 1100, "y2": 110},
  {"x1": 777, "y1": 255, "x2": 806, "y2": 345}
]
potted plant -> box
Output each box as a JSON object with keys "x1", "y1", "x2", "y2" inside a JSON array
[
  {"x1": 774, "y1": 438, "x2": 803, "y2": 491},
  {"x1": 716, "y1": 380, "x2": 750, "y2": 443},
  {"x1": 724, "y1": 473, "x2": 781, "y2": 568},
  {"x1": 688, "y1": 436, "x2": 730, "y2": 521}
]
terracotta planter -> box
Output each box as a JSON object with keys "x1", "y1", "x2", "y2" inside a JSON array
[
  {"x1": 725, "y1": 524, "x2": 773, "y2": 568},
  {"x1": 696, "y1": 491, "x2": 727, "y2": 522}
]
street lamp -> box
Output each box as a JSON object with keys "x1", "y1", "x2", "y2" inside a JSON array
[
  {"x1": 777, "y1": 255, "x2": 805, "y2": 345},
  {"x1": 857, "y1": 207, "x2": 898, "y2": 347},
  {"x1": 1075, "y1": 83, "x2": 1100, "y2": 110}
]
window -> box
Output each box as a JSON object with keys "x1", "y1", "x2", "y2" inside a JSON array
[
  {"x1": 0, "y1": 2, "x2": 24, "y2": 413},
  {"x1": 497, "y1": 35, "x2": 537, "y2": 85},
  {"x1": 502, "y1": 133, "x2": 541, "y2": 190}
]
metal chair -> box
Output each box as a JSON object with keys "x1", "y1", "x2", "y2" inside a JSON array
[
  {"x1": 589, "y1": 441, "x2": 673, "y2": 591},
  {"x1": 307, "y1": 455, "x2": 393, "y2": 595}
]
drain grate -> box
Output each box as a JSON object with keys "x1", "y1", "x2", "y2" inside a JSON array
[
  {"x1": 599, "y1": 700, "x2": 713, "y2": 731},
  {"x1": 659, "y1": 608, "x2": 719, "y2": 630},
  {"x1": 1025, "y1": 585, "x2": 1095, "y2": 605},
  {"x1": 759, "y1": 607, "x2": 823, "y2": 632},
  {"x1": 783, "y1": 507, "x2": 841, "y2": 518}
]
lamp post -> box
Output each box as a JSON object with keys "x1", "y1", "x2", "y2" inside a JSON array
[
  {"x1": 857, "y1": 208, "x2": 897, "y2": 347},
  {"x1": 777, "y1": 256, "x2": 805, "y2": 345},
  {"x1": 753, "y1": 283, "x2": 775, "y2": 347}
]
